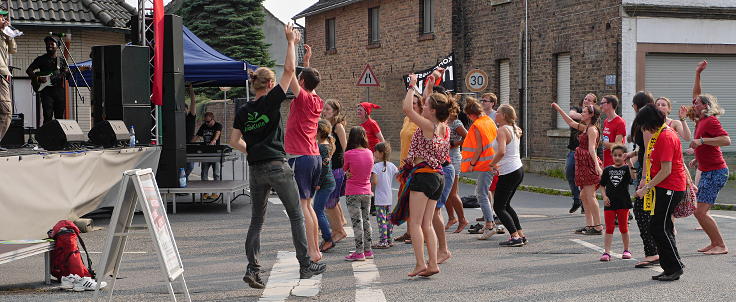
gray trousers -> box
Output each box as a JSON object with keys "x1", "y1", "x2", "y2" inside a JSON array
[
  {"x1": 0, "y1": 77, "x2": 10, "y2": 140},
  {"x1": 246, "y1": 160, "x2": 310, "y2": 271}
]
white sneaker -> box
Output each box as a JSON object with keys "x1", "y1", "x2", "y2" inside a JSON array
[
  {"x1": 73, "y1": 277, "x2": 107, "y2": 291},
  {"x1": 478, "y1": 227, "x2": 495, "y2": 240},
  {"x1": 60, "y1": 274, "x2": 81, "y2": 290}
]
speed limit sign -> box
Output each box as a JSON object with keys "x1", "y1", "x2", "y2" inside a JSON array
[{"x1": 465, "y1": 69, "x2": 489, "y2": 92}]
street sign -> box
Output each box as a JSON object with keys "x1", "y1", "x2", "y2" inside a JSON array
[
  {"x1": 465, "y1": 69, "x2": 489, "y2": 92},
  {"x1": 356, "y1": 64, "x2": 380, "y2": 87}
]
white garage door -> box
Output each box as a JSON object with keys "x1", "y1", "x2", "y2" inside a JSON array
[{"x1": 644, "y1": 54, "x2": 736, "y2": 152}]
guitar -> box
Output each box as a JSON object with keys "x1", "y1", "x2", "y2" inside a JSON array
[{"x1": 31, "y1": 71, "x2": 54, "y2": 92}]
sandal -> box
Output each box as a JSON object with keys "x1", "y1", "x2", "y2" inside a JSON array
[
  {"x1": 320, "y1": 241, "x2": 335, "y2": 253},
  {"x1": 634, "y1": 259, "x2": 659, "y2": 268},
  {"x1": 599, "y1": 253, "x2": 611, "y2": 262},
  {"x1": 372, "y1": 242, "x2": 391, "y2": 249}
]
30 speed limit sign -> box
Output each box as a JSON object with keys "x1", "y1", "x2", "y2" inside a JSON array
[{"x1": 465, "y1": 69, "x2": 489, "y2": 92}]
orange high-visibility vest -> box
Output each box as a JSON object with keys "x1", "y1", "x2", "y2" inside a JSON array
[{"x1": 461, "y1": 115, "x2": 497, "y2": 172}]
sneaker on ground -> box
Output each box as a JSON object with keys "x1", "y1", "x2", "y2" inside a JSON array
[
  {"x1": 73, "y1": 277, "x2": 106, "y2": 291},
  {"x1": 582, "y1": 227, "x2": 602, "y2": 235},
  {"x1": 522, "y1": 237, "x2": 528, "y2": 245},
  {"x1": 622, "y1": 250, "x2": 632, "y2": 259},
  {"x1": 243, "y1": 269, "x2": 265, "y2": 289},
  {"x1": 364, "y1": 250, "x2": 374, "y2": 259},
  {"x1": 495, "y1": 225, "x2": 506, "y2": 234},
  {"x1": 300, "y1": 261, "x2": 327, "y2": 279},
  {"x1": 344, "y1": 252, "x2": 365, "y2": 261},
  {"x1": 499, "y1": 237, "x2": 524, "y2": 247},
  {"x1": 202, "y1": 193, "x2": 210, "y2": 200},
  {"x1": 210, "y1": 193, "x2": 220, "y2": 199},
  {"x1": 574, "y1": 226, "x2": 587, "y2": 234},
  {"x1": 60, "y1": 274, "x2": 81, "y2": 290},
  {"x1": 478, "y1": 227, "x2": 495, "y2": 240}
]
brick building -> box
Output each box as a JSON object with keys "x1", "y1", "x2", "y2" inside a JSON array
[
  {"x1": 8, "y1": 0, "x2": 135, "y2": 131},
  {"x1": 297, "y1": 0, "x2": 736, "y2": 166}
]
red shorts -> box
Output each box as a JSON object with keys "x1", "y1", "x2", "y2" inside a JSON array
[
  {"x1": 604, "y1": 209, "x2": 630, "y2": 234},
  {"x1": 488, "y1": 174, "x2": 499, "y2": 192}
]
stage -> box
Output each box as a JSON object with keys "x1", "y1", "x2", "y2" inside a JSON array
[{"x1": 0, "y1": 146, "x2": 161, "y2": 240}]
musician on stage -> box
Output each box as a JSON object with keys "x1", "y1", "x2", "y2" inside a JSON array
[
  {"x1": 26, "y1": 36, "x2": 68, "y2": 125},
  {"x1": 0, "y1": 9, "x2": 17, "y2": 150},
  {"x1": 193, "y1": 112, "x2": 223, "y2": 199}
]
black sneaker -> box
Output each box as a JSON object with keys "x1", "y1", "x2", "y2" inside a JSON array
[
  {"x1": 574, "y1": 226, "x2": 587, "y2": 234},
  {"x1": 499, "y1": 237, "x2": 524, "y2": 247},
  {"x1": 569, "y1": 201, "x2": 582, "y2": 214},
  {"x1": 300, "y1": 261, "x2": 327, "y2": 279},
  {"x1": 468, "y1": 223, "x2": 484, "y2": 234},
  {"x1": 522, "y1": 237, "x2": 528, "y2": 245},
  {"x1": 582, "y1": 227, "x2": 602, "y2": 235},
  {"x1": 243, "y1": 269, "x2": 265, "y2": 289}
]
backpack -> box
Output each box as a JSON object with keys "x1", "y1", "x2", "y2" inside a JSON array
[
  {"x1": 461, "y1": 195, "x2": 480, "y2": 208},
  {"x1": 47, "y1": 220, "x2": 95, "y2": 280}
]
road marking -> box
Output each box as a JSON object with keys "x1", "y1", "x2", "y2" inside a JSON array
[
  {"x1": 269, "y1": 198, "x2": 282, "y2": 205},
  {"x1": 711, "y1": 214, "x2": 736, "y2": 220},
  {"x1": 569, "y1": 239, "x2": 663, "y2": 273},
  {"x1": 259, "y1": 251, "x2": 321, "y2": 302},
  {"x1": 83, "y1": 251, "x2": 147, "y2": 254},
  {"x1": 353, "y1": 260, "x2": 387, "y2": 302},
  {"x1": 518, "y1": 214, "x2": 548, "y2": 218}
]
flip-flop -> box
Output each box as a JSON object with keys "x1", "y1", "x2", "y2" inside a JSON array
[{"x1": 634, "y1": 260, "x2": 656, "y2": 268}]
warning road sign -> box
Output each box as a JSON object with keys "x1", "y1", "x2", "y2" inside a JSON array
[{"x1": 356, "y1": 64, "x2": 380, "y2": 87}]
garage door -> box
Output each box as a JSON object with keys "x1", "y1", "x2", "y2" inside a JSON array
[{"x1": 645, "y1": 54, "x2": 736, "y2": 152}]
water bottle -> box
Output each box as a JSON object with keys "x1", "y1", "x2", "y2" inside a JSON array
[
  {"x1": 179, "y1": 168, "x2": 187, "y2": 188},
  {"x1": 129, "y1": 126, "x2": 136, "y2": 147}
]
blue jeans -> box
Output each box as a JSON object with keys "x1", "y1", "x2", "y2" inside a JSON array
[
  {"x1": 565, "y1": 151, "x2": 581, "y2": 204},
  {"x1": 185, "y1": 162, "x2": 194, "y2": 178},
  {"x1": 475, "y1": 171, "x2": 495, "y2": 222},
  {"x1": 437, "y1": 164, "x2": 455, "y2": 208},
  {"x1": 313, "y1": 184, "x2": 336, "y2": 242}
]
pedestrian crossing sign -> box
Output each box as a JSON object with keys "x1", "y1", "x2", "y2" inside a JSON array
[{"x1": 356, "y1": 64, "x2": 380, "y2": 87}]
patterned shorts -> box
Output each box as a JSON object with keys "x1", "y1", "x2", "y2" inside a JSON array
[{"x1": 697, "y1": 168, "x2": 729, "y2": 205}]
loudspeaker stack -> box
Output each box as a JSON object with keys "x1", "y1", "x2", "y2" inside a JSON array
[{"x1": 156, "y1": 14, "x2": 187, "y2": 188}]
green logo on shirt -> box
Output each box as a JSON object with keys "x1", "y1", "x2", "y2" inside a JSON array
[{"x1": 245, "y1": 112, "x2": 270, "y2": 132}]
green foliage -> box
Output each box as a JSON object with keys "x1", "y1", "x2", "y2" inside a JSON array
[{"x1": 542, "y1": 168, "x2": 566, "y2": 180}]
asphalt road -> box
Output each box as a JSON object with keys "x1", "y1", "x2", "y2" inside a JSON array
[{"x1": 2, "y1": 171, "x2": 735, "y2": 301}]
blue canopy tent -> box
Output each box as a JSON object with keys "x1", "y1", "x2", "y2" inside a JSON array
[{"x1": 69, "y1": 26, "x2": 257, "y2": 89}]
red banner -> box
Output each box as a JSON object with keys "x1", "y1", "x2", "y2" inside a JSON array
[{"x1": 151, "y1": 0, "x2": 164, "y2": 106}]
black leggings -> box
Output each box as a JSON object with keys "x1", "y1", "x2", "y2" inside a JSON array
[
  {"x1": 649, "y1": 187, "x2": 685, "y2": 274},
  {"x1": 492, "y1": 168, "x2": 524, "y2": 234}
]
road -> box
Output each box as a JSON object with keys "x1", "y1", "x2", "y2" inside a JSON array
[{"x1": 1, "y1": 178, "x2": 735, "y2": 302}]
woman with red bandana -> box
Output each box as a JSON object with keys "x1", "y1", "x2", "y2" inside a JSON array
[{"x1": 356, "y1": 102, "x2": 385, "y2": 151}]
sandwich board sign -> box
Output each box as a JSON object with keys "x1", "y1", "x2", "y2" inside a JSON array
[
  {"x1": 356, "y1": 64, "x2": 380, "y2": 87},
  {"x1": 94, "y1": 168, "x2": 190, "y2": 302}
]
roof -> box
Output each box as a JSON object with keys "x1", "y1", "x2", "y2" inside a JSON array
[
  {"x1": 10, "y1": 0, "x2": 137, "y2": 29},
  {"x1": 293, "y1": 0, "x2": 364, "y2": 19}
]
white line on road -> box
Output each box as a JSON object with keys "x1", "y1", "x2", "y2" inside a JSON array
[
  {"x1": 269, "y1": 198, "x2": 282, "y2": 205},
  {"x1": 82, "y1": 251, "x2": 147, "y2": 254},
  {"x1": 711, "y1": 214, "x2": 736, "y2": 220},
  {"x1": 518, "y1": 214, "x2": 548, "y2": 218},
  {"x1": 353, "y1": 260, "x2": 387, "y2": 302},
  {"x1": 259, "y1": 251, "x2": 321, "y2": 302},
  {"x1": 569, "y1": 239, "x2": 663, "y2": 273}
]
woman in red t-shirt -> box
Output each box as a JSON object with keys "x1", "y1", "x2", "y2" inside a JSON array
[
  {"x1": 356, "y1": 102, "x2": 385, "y2": 151},
  {"x1": 689, "y1": 60, "x2": 730, "y2": 255},
  {"x1": 634, "y1": 105, "x2": 687, "y2": 282}
]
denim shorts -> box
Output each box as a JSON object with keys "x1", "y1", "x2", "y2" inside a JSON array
[
  {"x1": 450, "y1": 148, "x2": 461, "y2": 177},
  {"x1": 288, "y1": 155, "x2": 321, "y2": 199},
  {"x1": 437, "y1": 164, "x2": 455, "y2": 208},
  {"x1": 697, "y1": 168, "x2": 729, "y2": 205}
]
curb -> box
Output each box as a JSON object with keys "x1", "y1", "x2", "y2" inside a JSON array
[{"x1": 458, "y1": 177, "x2": 735, "y2": 211}]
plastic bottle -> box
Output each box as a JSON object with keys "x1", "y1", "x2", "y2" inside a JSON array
[
  {"x1": 129, "y1": 126, "x2": 136, "y2": 147},
  {"x1": 179, "y1": 168, "x2": 187, "y2": 188}
]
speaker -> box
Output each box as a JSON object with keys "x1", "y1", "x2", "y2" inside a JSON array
[
  {"x1": 162, "y1": 111, "x2": 186, "y2": 150},
  {"x1": 163, "y1": 15, "x2": 184, "y2": 73},
  {"x1": 88, "y1": 120, "x2": 130, "y2": 148},
  {"x1": 163, "y1": 72, "x2": 185, "y2": 111},
  {"x1": 36, "y1": 119, "x2": 85, "y2": 151},
  {"x1": 119, "y1": 106, "x2": 152, "y2": 145},
  {"x1": 156, "y1": 147, "x2": 186, "y2": 188},
  {"x1": 0, "y1": 113, "x2": 24, "y2": 147},
  {"x1": 92, "y1": 45, "x2": 151, "y2": 109}
]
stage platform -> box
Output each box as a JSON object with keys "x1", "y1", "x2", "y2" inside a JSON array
[{"x1": 0, "y1": 146, "x2": 161, "y2": 240}]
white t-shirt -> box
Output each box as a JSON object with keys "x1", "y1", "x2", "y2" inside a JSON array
[{"x1": 371, "y1": 161, "x2": 399, "y2": 206}]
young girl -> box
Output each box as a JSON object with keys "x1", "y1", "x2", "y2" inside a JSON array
[
  {"x1": 599, "y1": 145, "x2": 635, "y2": 261},
  {"x1": 322, "y1": 99, "x2": 348, "y2": 243},
  {"x1": 371, "y1": 142, "x2": 398, "y2": 249},
  {"x1": 343, "y1": 126, "x2": 375, "y2": 261},
  {"x1": 313, "y1": 119, "x2": 337, "y2": 252}
]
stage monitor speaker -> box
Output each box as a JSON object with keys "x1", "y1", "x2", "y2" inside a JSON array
[
  {"x1": 164, "y1": 15, "x2": 184, "y2": 73},
  {"x1": 0, "y1": 113, "x2": 24, "y2": 147},
  {"x1": 36, "y1": 119, "x2": 85, "y2": 151},
  {"x1": 88, "y1": 120, "x2": 130, "y2": 148},
  {"x1": 115, "y1": 106, "x2": 152, "y2": 145},
  {"x1": 156, "y1": 147, "x2": 186, "y2": 188},
  {"x1": 92, "y1": 45, "x2": 151, "y2": 124}
]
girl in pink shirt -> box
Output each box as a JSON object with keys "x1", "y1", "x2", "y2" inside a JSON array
[{"x1": 343, "y1": 126, "x2": 375, "y2": 261}]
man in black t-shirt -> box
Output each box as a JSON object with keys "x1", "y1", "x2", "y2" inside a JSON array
[
  {"x1": 228, "y1": 23, "x2": 325, "y2": 288},
  {"x1": 26, "y1": 36, "x2": 68, "y2": 125},
  {"x1": 194, "y1": 112, "x2": 222, "y2": 189}
]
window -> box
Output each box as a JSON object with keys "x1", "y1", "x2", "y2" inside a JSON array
[
  {"x1": 421, "y1": 0, "x2": 434, "y2": 34},
  {"x1": 325, "y1": 18, "x2": 336, "y2": 50},
  {"x1": 556, "y1": 55, "x2": 571, "y2": 128},
  {"x1": 368, "y1": 7, "x2": 380, "y2": 43},
  {"x1": 499, "y1": 60, "x2": 510, "y2": 105}
]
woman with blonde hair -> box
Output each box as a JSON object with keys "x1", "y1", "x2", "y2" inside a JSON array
[{"x1": 655, "y1": 97, "x2": 691, "y2": 141}]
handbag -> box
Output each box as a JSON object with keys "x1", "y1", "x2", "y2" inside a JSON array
[{"x1": 673, "y1": 169, "x2": 697, "y2": 218}]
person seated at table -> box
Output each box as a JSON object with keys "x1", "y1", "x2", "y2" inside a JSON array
[{"x1": 193, "y1": 111, "x2": 223, "y2": 199}]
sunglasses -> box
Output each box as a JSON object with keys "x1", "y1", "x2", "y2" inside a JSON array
[{"x1": 480, "y1": 99, "x2": 495, "y2": 103}]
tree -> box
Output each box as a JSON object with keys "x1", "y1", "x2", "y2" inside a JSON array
[{"x1": 178, "y1": 0, "x2": 274, "y2": 98}]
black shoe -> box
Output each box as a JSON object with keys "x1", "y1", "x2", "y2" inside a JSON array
[
  {"x1": 243, "y1": 269, "x2": 265, "y2": 289},
  {"x1": 656, "y1": 270, "x2": 683, "y2": 281},
  {"x1": 569, "y1": 201, "x2": 582, "y2": 214},
  {"x1": 522, "y1": 237, "x2": 528, "y2": 245},
  {"x1": 651, "y1": 272, "x2": 667, "y2": 280},
  {"x1": 580, "y1": 207, "x2": 585, "y2": 214},
  {"x1": 574, "y1": 226, "x2": 588, "y2": 234},
  {"x1": 499, "y1": 237, "x2": 524, "y2": 247},
  {"x1": 468, "y1": 223, "x2": 484, "y2": 234},
  {"x1": 300, "y1": 261, "x2": 327, "y2": 279},
  {"x1": 582, "y1": 226, "x2": 602, "y2": 235}
]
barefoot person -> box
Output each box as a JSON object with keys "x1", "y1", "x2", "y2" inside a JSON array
[
  {"x1": 444, "y1": 107, "x2": 468, "y2": 233},
  {"x1": 322, "y1": 99, "x2": 349, "y2": 243},
  {"x1": 552, "y1": 102, "x2": 604, "y2": 235},
  {"x1": 690, "y1": 61, "x2": 730, "y2": 255},
  {"x1": 229, "y1": 24, "x2": 325, "y2": 289},
  {"x1": 392, "y1": 71, "x2": 453, "y2": 277}
]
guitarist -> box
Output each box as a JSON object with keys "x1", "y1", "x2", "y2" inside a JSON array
[
  {"x1": 0, "y1": 9, "x2": 17, "y2": 150},
  {"x1": 26, "y1": 36, "x2": 68, "y2": 125}
]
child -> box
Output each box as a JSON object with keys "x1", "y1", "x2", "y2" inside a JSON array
[
  {"x1": 314, "y1": 119, "x2": 337, "y2": 252},
  {"x1": 599, "y1": 144, "x2": 636, "y2": 261},
  {"x1": 371, "y1": 142, "x2": 398, "y2": 249},
  {"x1": 343, "y1": 126, "x2": 375, "y2": 261}
]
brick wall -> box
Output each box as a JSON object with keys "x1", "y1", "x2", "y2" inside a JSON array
[
  {"x1": 303, "y1": 0, "x2": 453, "y2": 155},
  {"x1": 453, "y1": 0, "x2": 622, "y2": 159}
]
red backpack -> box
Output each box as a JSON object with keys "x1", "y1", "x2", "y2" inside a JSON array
[{"x1": 47, "y1": 220, "x2": 95, "y2": 280}]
